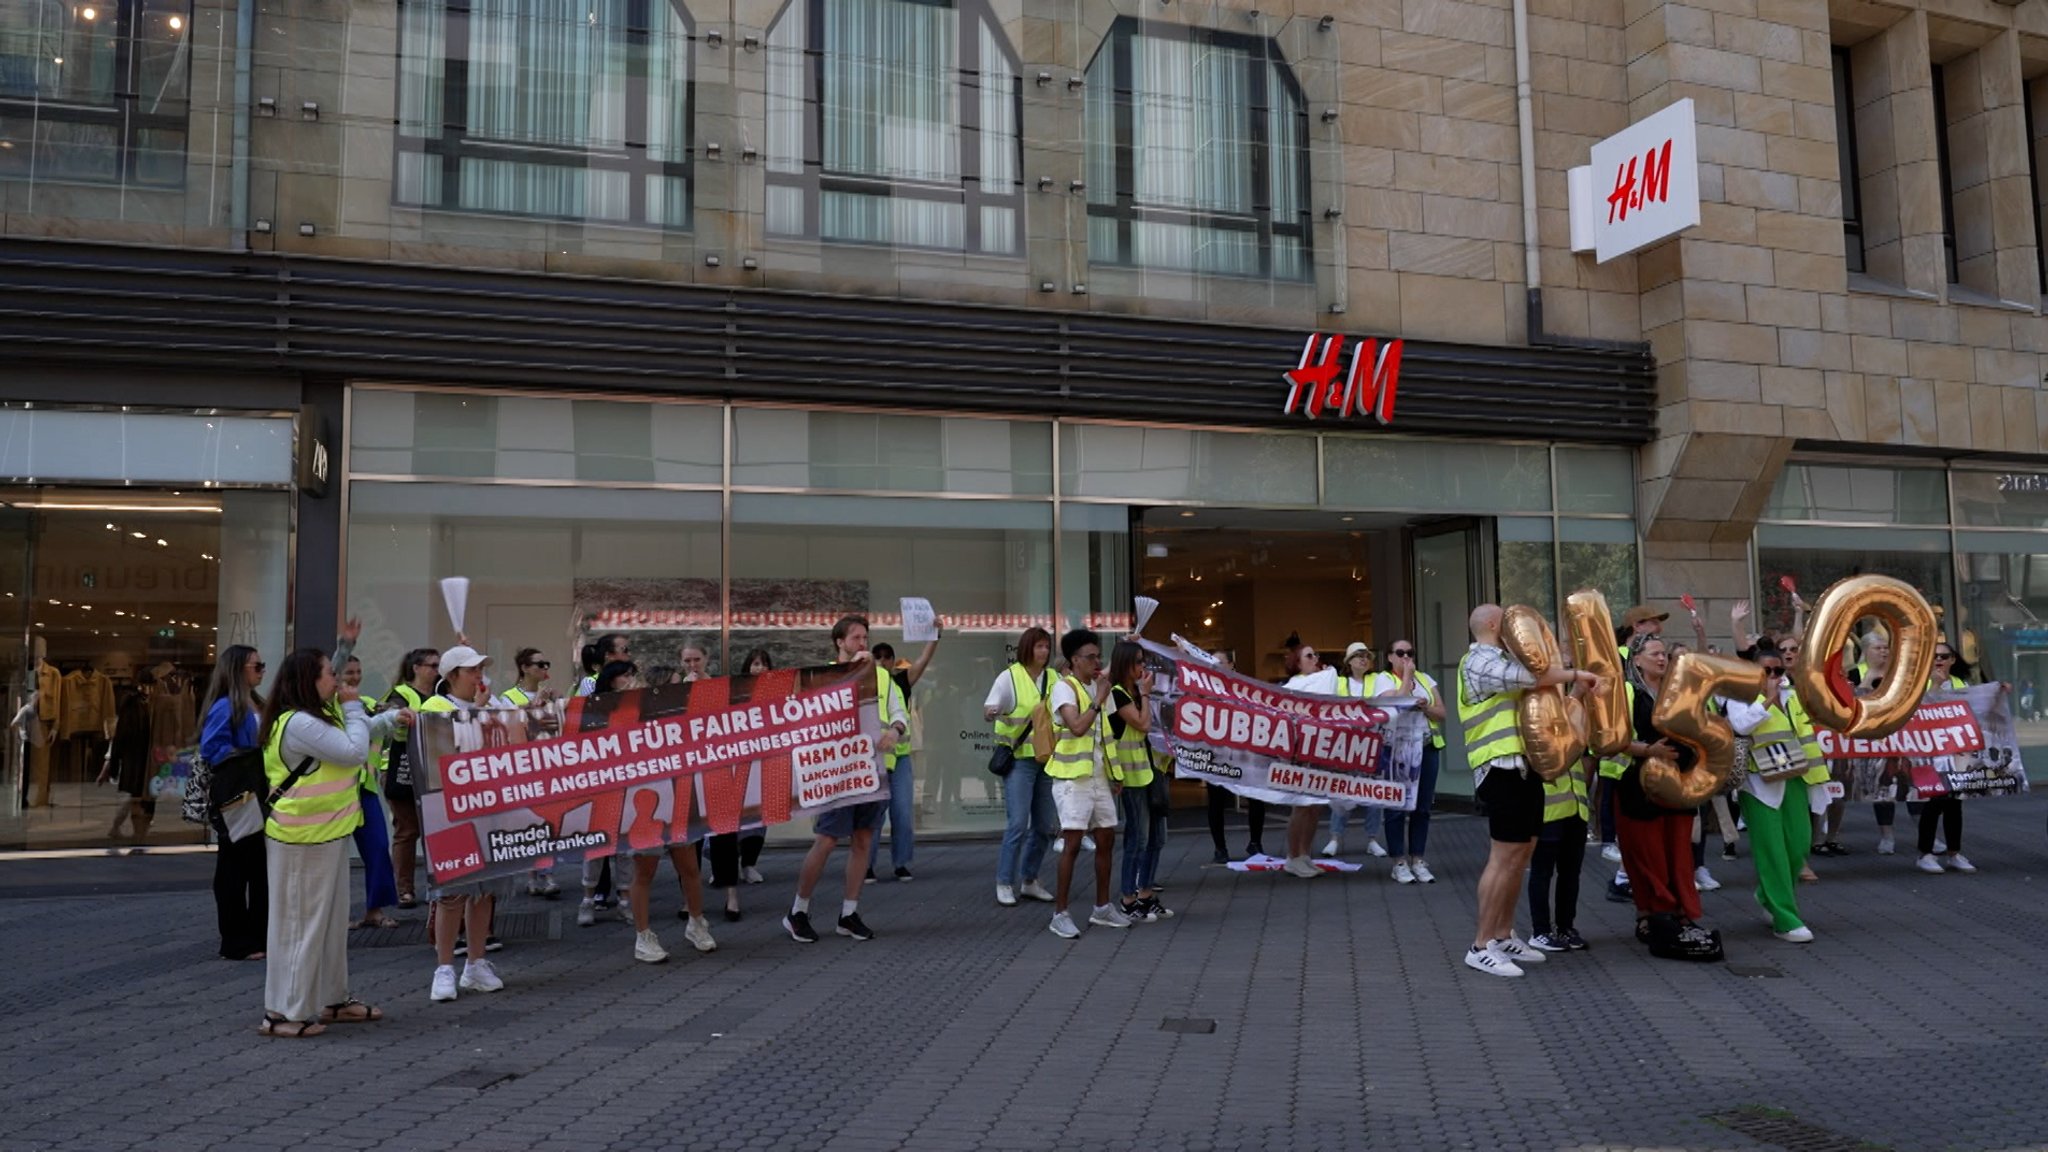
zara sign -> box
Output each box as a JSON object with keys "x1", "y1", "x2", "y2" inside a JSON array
[{"x1": 1570, "y1": 99, "x2": 1701, "y2": 263}]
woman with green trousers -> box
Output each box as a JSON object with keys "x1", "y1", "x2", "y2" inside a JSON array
[{"x1": 1724, "y1": 645, "x2": 1825, "y2": 944}]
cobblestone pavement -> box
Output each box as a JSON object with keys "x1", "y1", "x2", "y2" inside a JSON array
[{"x1": 4, "y1": 796, "x2": 2047, "y2": 1152}]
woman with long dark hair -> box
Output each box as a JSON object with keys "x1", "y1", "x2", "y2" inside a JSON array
[
  {"x1": 383, "y1": 647, "x2": 440, "y2": 908},
  {"x1": 258, "y1": 648, "x2": 407, "y2": 1036},
  {"x1": 1615, "y1": 637, "x2": 1721, "y2": 961},
  {"x1": 1107, "y1": 640, "x2": 1171, "y2": 921},
  {"x1": 201, "y1": 645, "x2": 268, "y2": 961}
]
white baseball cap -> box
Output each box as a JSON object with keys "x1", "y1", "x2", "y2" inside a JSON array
[{"x1": 441, "y1": 645, "x2": 490, "y2": 672}]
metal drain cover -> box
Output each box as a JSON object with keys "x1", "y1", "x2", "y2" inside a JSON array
[{"x1": 1712, "y1": 1109, "x2": 1873, "y2": 1151}]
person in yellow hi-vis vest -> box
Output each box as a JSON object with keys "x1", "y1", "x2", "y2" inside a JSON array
[
  {"x1": 782, "y1": 615, "x2": 903, "y2": 945},
  {"x1": 866, "y1": 632, "x2": 942, "y2": 883},
  {"x1": 257, "y1": 647, "x2": 408, "y2": 1038},
  {"x1": 1046, "y1": 628, "x2": 1128, "y2": 939},
  {"x1": 1525, "y1": 744, "x2": 1594, "y2": 954},
  {"x1": 1458, "y1": 604, "x2": 1603, "y2": 978}
]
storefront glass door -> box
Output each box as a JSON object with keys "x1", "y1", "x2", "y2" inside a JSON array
[{"x1": 1412, "y1": 519, "x2": 1491, "y2": 798}]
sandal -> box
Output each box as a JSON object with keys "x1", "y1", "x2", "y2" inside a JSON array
[
  {"x1": 320, "y1": 999, "x2": 384, "y2": 1025},
  {"x1": 258, "y1": 1013, "x2": 327, "y2": 1039},
  {"x1": 354, "y1": 913, "x2": 401, "y2": 930},
  {"x1": 397, "y1": 893, "x2": 419, "y2": 909}
]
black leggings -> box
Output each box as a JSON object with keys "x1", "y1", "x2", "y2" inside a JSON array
[
  {"x1": 1917, "y1": 796, "x2": 1961, "y2": 855},
  {"x1": 1206, "y1": 784, "x2": 1268, "y2": 856},
  {"x1": 706, "y1": 831, "x2": 765, "y2": 888},
  {"x1": 1527, "y1": 817, "x2": 1588, "y2": 934}
]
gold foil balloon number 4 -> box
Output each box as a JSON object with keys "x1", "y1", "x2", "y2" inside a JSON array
[
  {"x1": 1500, "y1": 605, "x2": 1585, "y2": 781},
  {"x1": 1790, "y1": 574, "x2": 1939, "y2": 741}
]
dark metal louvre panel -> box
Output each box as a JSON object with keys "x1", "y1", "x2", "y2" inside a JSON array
[{"x1": 0, "y1": 239, "x2": 1655, "y2": 442}]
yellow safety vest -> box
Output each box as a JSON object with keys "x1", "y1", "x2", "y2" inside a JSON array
[
  {"x1": 1542, "y1": 760, "x2": 1590, "y2": 823},
  {"x1": 500, "y1": 686, "x2": 533, "y2": 706},
  {"x1": 1046, "y1": 673, "x2": 1107, "y2": 781},
  {"x1": 1783, "y1": 690, "x2": 1831, "y2": 786},
  {"x1": 874, "y1": 667, "x2": 908, "y2": 771},
  {"x1": 1597, "y1": 682, "x2": 1637, "y2": 780},
  {"x1": 1929, "y1": 675, "x2": 1966, "y2": 691},
  {"x1": 1745, "y1": 696, "x2": 1807, "y2": 777},
  {"x1": 1366, "y1": 671, "x2": 1447, "y2": 749},
  {"x1": 1456, "y1": 650, "x2": 1524, "y2": 773},
  {"x1": 1106, "y1": 686, "x2": 1151, "y2": 787},
  {"x1": 263, "y1": 706, "x2": 365, "y2": 845},
  {"x1": 991, "y1": 664, "x2": 1052, "y2": 754}
]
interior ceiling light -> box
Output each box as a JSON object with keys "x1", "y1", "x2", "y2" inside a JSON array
[{"x1": 10, "y1": 502, "x2": 220, "y2": 513}]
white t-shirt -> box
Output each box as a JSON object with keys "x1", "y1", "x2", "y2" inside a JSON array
[
  {"x1": 1285, "y1": 668, "x2": 1340, "y2": 695},
  {"x1": 984, "y1": 666, "x2": 1051, "y2": 714},
  {"x1": 1048, "y1": 677, "x2": 1103, "y2": 778}
]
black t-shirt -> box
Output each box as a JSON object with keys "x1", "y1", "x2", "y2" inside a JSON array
[
  {"x1": 1108, "y1": 685, "x2": 1134, "y2": 740},
  {"x1": 1618, "y1": 682, "x2": 1696, "y2": 818}
]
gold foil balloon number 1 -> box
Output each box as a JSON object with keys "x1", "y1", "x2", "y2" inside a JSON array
[{"x1": 1564, "y1": 591, "x2": 1630, "y2": 757}]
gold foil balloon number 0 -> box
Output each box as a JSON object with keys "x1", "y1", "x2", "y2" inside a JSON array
[
  {"x1": 1500, "y1": 606, "x2": 1584, "y2": 781},
  {"x1": 1789, "y1": 574, "x2": 1939, "y2": 740}
]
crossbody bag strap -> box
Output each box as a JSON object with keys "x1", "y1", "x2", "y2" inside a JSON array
[{"x1": 265, "y1": 755, "x2": 319, "y2": 809}]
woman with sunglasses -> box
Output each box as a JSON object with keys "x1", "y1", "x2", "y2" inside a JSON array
[
  {"x1": 1911, "y1": 645, "x2": 1977, "y2": 874},
  {"x1": 498, "y1": 649, "x2": 562, "y2": 899},
  {"x1": 201, "y1": 645, "x2": 269, "y2": 960},
  {"x1": 1371, "y1": 641, "x2": 1445, "y2": 884},
  {"x1": 1725, "y1": 642, "x2": 1824, "y2": 942},
  {"x1": 1771, "y1": 634, "x2": 1830, "y2": 883}
]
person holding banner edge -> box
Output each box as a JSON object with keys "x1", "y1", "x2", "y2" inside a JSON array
[
  {"x1": 1459, "y1": 604, "x2": 1601, "y2": 978},
  {"x1": 424, "y1": 646, "x2": 518, "y2": 1001},
  {"x1": 783, "y1": 615, "x2": 898, "y2": 944},
  {"x1": 867, "y1": 631, "x2": 940, "y2": 883},
  {"x1": 384, "y1": 648, "x2": 440, "y2": 910},
  {"x1": 1913, "y1": 643, "x2": 1976, "y2": 875},
  {"x1": 1046, "y1": 628, "x2": 1128, "y2": 938},
  {"x1": 1371, "y1": 640, "x2": 1446, "y2": 884}
]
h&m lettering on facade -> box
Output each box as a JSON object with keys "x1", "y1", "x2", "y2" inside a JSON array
[
  {"x1": 1281, "y1": 333, "x2": 1404, "y2": 425},
  {"x1": 1606, "y1": 137, "x2": 1673, "y2": 224}
]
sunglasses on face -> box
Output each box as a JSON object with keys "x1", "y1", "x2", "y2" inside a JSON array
[
  {"x1": 1391, "y1": 649, "x2": 1415, "y2": 658},
  {"x1": 1935, "y1": 652, "x2": 1955, "y2": 660},
  {"x1": 526, "y1": 660, "x2": 551, "y2": 670},
  {"x1": 1762, "y1": 667, "x2": 1785, "y2": 677},
  {"x1": 251, "y1": 662, "x2": 266, "y2": 673}
]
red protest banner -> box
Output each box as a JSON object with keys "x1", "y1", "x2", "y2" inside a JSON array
[{"x1": 1814, "y1": 699, "x2": 1984, "y2": 759}]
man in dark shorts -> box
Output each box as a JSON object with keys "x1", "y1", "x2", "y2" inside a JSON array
[
  {"x1": 1456, "y1": 604, "x2": 1601, "y2": 977},
  {"x1": 782, "y1": 615, "x2": 902, "y2": 943}
]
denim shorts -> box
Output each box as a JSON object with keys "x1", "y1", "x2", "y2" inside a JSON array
[{"x1": 814, "y1": 799, "x2": 886, "y2": 840}]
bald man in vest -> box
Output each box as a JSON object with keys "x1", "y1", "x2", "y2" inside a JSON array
[{"x1": 1457, "y1": 604, "x2": 1603, "y2": 978}]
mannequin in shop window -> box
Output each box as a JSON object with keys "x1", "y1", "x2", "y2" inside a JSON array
[
  {"x1": 99, "y1": 671, "x2": 158, "y2": 843},
  {"x1": 26, "y1": 648, "x2": 60, "y2": 807}
]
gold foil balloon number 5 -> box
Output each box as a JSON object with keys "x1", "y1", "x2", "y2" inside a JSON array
[{"x1": 1642, "y1": 653, "x2": 1766, "y2": 810}]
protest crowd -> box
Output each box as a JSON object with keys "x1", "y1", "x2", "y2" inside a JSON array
[{"x1": 186, "y1": 579, "x2": 2028, "y2": 1036}]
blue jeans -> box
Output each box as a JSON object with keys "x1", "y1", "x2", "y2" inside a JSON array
[
  {"x1": 352, "y1": 788, "x2": 399, "y2": 911},
  {"x1": 1119, "y1": 784, "x2": 1167, "y2": 896},
  {"x1": 1329, "y1": 800, "x2": 1385, "y2": 845},
  {"x1": 867, "y1": 756, "x2": 916, "y2": 872},
  {"x1": 1384, "y1": 743, "x2": 1440, "y2": 858},
  {"x1": 996, "y1": 757, "x2": 1057, "y2": 887}
]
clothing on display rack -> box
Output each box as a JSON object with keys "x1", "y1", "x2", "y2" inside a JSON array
[
  {"x1": 147, "y1": 668, "x2": 197, "y2": 749},
  {"x1": 60, "y1": 668, "x2": 115, "y2": 739}
]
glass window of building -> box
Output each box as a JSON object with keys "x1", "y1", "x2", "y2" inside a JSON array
[
  {"x1": 765, "y1": 0, "x2": 1024, "y2": 255},
  {"x1": 0, "y1": 0, "x2": 191, "y2": 187},
  {"x1": 396, "y1": 0, "x2": 695, "y2": 227},
  {"x1": 1083, "y1": 18, "x2": 1312, "y2": 279}
]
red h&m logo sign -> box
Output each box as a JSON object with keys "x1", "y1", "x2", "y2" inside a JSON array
[
  {"x1": 1282, "y1": 333, "x2": 1404, "y2": 425},
  {"x1": 1606, "y1": 137, "x2": 1673, "y2": 224}
]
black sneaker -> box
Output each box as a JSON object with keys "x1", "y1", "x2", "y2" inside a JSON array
[
  {"x1": 1529, "y1": 931, "x2": 1569, "y2": 952},
  {"x1": 1210, "y1": 850, "x2": 1229, "y2": 865},
  {"x1": 1561, "y1": 928, "x2": 1590, "y2": 951},
  {"x1": 863, "y1": 868, "x2": 877, "y2": 884},
  {"x1": 836, "y1": 913, "x2": 875, "y2": 941},
  {"x1": 453, "y1": 935, "x2": 467, "y2": 957},
  {"x1": 1244, "y1": 842, "x2": 1265, "y2": 858},
  {"x1": 1605, "y1": 879, "x2": 1633, "y2": 903},
  {"x1": 1721, "y1": 844, "x2": 1737, "y2": 861},
  {"x1": 782, "y1": 911, "x2": 819, "y2": 943},
  {"x1": 894, "y1": 867, "x2": 913, "y2": 882},
  {"x1": 484, "y1": 935, "x2": 503, "y2": 953}
]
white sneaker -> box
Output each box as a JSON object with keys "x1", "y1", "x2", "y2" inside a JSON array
[
  {"x1": 1946, "y1": 853, "x2": 1975, "y2": 873},
  {"x1": 995, "y1": 884, "x2": 1017, "y2": 906},
  {"x1": 1932, "y1": 837, "x2": 1948, "y2": 854},
  {"x1": 1078, "y1": 837, "x2": 1094, "y2": 852},
  {"x1": 1600, "y1": 843, "x2": 1623, "y2": 864},
  {"x1": 634, "y1": 930, "x2": 669, "y2": 964},
  {"x1": 1391, "y1": 861, "x2": 1415, "y2": 884},
  {"x1": 1694, "y1": 866, "x2": 1722, "y2": 892},
  {"x1": 1283, "y1": 855, "x2": 1321, "y2": 878},
  {"x1": 430, "y1": 964, "x2": 458, "y2": 1002},
  {"x1": 1877, "y1": 834, "x2": 1896, "y2": 855},
  {"x1": 1464, "y1": 944, "x2": 1524, "y2": 978},
  {"x1": 576, "y1": 899, "x2": 596, "y2": 927},
  {"x1": 1019, "y1": 880, "x2": 1055, "y2": 902},
  {"x1": 742, "y1": 866, "x2": 765, "y2": 885},
  {"x1": 1915, "y1": 853, "x2": 1945, "y2": 874},
  {"x1": 459, "y1": 959, "x2": 504, "y2": 993},
  {"x1": 1774, "y1": 926, "x2": 1814, "y2": 943},
  {"x1": 1048, "y1": 911, "x2": 1080, "y2": 939},
  {"x1": 683, "y1": 915, "x2": 718, "y2": 953},
  {"x1": 1321, "y1": 838, "x2": 1341, "y2": 857},
  {"x1": 1088, "y1": 903, "x2": 1133, "y2": 928},
  {"x1": 1365, "y1": 839, "x2": 1389, "y2": 858},
  {"x1": 1495, "y1": 933, "x2": 1547, "y2": 964},
  {"x1": 1411, "y1": 860, "x2": 1435, "y2": 884},
  {"x1": 527, "y1": 875, "x2": 560, "y2": 898}
]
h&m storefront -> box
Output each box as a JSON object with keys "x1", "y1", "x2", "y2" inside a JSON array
[{"x1": 340, "y1": 382, "x2": 1649, "y2": 837}]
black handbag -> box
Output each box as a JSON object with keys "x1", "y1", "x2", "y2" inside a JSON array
[{"x1": 987, "y1": 740, "x2": 1018, "y2": 778}]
